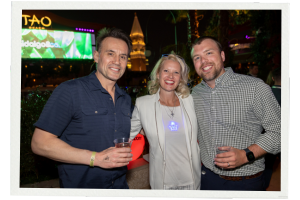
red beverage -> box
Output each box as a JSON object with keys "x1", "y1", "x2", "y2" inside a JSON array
[{"x1": 115, "y1": 142, "x2": 131, "y2": 148}]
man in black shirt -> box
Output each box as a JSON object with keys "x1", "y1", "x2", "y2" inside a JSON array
[{"x1": 31, "y1": 28, "x2": 133, "y2": 188}]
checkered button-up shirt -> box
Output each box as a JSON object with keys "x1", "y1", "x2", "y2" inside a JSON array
[{"x1": 192, "y1": 67, "x2": 281, "y2": 176}]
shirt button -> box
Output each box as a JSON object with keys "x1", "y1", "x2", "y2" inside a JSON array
[
  {"x1": 114, "y1": 113, "x2": 116, "y2": 115},
  {"x1": 95, "y1": 111, "x2": 98, "y2": 114},
  {"x1": 202, "y1": 170, "x2": 206, "y2": 175},
  {"x1": 110, "y1": 98, "x2": 112, "y2": 100},
  {"x1": 115, "y1": 130, "x2": 117, "y2": 132},
  {"x1": 112, "y1": 181, "x2": 114, "y2": 184}
]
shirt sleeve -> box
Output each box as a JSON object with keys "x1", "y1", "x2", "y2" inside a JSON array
[
  {"x1": 34, "y1": 82, "x2": 74, "y2": 137},
  {"x1": 130, "y1": 98, "x2": 143, "y2": 140},
  {"x1": 253, "y1": 81, "x2": 281, "y2": 154}
]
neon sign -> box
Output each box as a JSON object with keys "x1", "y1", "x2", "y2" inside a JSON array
[
  {"x1": 21, "y1": 40, "x2": 60, "y2": 49},
  {"x1": 22, "y1": 14, "x2": 52, "y2": 30}
]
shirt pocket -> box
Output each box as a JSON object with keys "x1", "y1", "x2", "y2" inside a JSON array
[
  {"x1": 121, "y1": 108, "x2": 132, "y2": 118},
  {"x1": 81, "y1": 105, "x2": 108, "y2": 133}
]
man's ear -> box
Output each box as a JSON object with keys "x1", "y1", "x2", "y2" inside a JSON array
[
  {"x1": 221, "y1": 51, "x2": 225, "y2": 62},
  {"x1": 93, "y1": 50, "x2": 99, "y2": 63}
]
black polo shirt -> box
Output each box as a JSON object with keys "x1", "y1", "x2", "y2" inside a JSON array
[{"x1": 34, "y1": 71, "x2": 133, "y2": 188}]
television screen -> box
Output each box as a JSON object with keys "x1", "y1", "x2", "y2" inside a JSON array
[{"x1": 21, "y1": 29, "x2": 93, "y2": 59}]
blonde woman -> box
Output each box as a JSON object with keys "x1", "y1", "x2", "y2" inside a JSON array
[{"x1": 130, "y1": 53, "x2": 201, "y2": 190}]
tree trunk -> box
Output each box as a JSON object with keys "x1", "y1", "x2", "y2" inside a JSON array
[
  {"x1": 186, "y1": 13, "x2": 192, "y2": 50},
  {"x1": 218, "y1": 10, "x2": 230, "y2": 66}
]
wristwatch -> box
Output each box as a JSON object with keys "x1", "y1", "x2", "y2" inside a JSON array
[{"x1": 243, "y1": 148, "x2": 255, "y2": 163}]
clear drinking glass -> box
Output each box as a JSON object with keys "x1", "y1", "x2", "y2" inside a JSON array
[
  {"x1": 113, "y1": 138, "x2": 132, "y2": 148},
  {"x1": 215, "y1": 143, "x2": 232, "y2": 170}
]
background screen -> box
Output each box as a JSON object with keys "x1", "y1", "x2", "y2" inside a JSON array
[{"x1": 21, "y1": 29, "x2": 93, "y2": 59}]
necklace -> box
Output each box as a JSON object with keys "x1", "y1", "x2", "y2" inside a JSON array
[
  {"x1": 163, "y1": 105, "x2": 176, "y2": 119},
  {"x1": 162, "y1": 105, "x2": 179, "y2": 131},
  {"x1": 160, "y1": 98, "x2": 176, "y2": 118}
]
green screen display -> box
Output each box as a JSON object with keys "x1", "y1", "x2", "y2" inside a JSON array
[{"x1": 21, "y1": 29, "x2": 93, "y2": 59}]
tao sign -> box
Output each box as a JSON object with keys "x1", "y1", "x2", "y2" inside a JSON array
[{"x1": 22, "y1": 14, "x2": 52, "y2": 29}]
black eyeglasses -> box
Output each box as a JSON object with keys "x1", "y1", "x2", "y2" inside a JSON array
[{"x1": 161, "y1": 54, "x2": 185, "y2": 62}]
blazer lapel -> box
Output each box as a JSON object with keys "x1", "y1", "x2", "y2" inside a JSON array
[{"x1": 154, "y1": 90, "x2": 165, "y2": 156}]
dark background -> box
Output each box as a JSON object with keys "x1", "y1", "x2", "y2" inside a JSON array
[{"x1": 45, "y1": 10, "x2": 213, "y2": 66}]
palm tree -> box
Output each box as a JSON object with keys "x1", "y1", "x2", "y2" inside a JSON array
[
  {"x1": 164, "y1": 10, "x2": 206, "y2": 84},
  {"x1": 165, "y1": 10, "x2": 204, "y2": 50},
  {"x1": 204, "y1": 10, "x2": 251, "y2": 67}
]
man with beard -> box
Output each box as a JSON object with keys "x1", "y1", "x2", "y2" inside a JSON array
[
  {"x1": 191, "y1": 36, "x2": 281, "y2": 190},
  {"x1": 31, "y1": 28, "x2": 133, "y2": 188}
]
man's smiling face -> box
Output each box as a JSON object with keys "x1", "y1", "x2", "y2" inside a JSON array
[
  {"x1": 192, "y1": 38, "x2": 226, "y2": 88},
  {"x1": 94, "y1": 37, "x2": 128, "y2": 83}
]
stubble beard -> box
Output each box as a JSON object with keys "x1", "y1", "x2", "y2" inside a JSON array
[{"x1": 199, "y1": 63, "x2": 223, "y2": 83}]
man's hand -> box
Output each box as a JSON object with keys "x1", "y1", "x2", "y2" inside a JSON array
[
  {"x1": 214, "y1": 146, "x2": 248, "y2": 169},
  {"x1": 94, "y1": 147, "x2": 133, "y2": 169},
  {"x1": 214, "y1": 144, "x2": 267, "y2": 169}
]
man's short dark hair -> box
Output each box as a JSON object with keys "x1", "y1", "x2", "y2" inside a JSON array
[
  {"x1": 272, "y1": 67, "x2": 281, "y2": 82},
  {"x1": 191, "y1": 36, "x2": 223, "y2": 53},
  {"x1": 249, "y1": 64, "x2": 258, "y2": 70},
  {"x1": 96, "y1": 27, "x2": 132, "y2": 56}
]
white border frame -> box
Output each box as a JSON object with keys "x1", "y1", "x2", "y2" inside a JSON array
[{"x1": 11, "y1": 1, "x2": 289, "y2": 199}]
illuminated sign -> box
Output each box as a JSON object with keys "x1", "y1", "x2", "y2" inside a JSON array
[
  {"x1": 21, "y1": 40, "x2": 60, "y2": 49},
  {"x1": 22, "y1": 14, "x2": 52, "y2": 30},
  {"x1": 21, "y1": 29, "x2": 93, "y2": 59}
]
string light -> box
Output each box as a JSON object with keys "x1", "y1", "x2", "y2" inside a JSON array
[{"x1": 75, "y1": 28, "x2": 94, "y2": 32}]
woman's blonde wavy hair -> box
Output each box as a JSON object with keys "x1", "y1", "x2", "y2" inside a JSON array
[{"x1": 147, "y1": 53, "x2": 191, "y2": 98}]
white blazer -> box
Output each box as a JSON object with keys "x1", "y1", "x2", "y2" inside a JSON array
[{"x1": 130, "y1": 89, "x2": 201, "y2": 189}]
